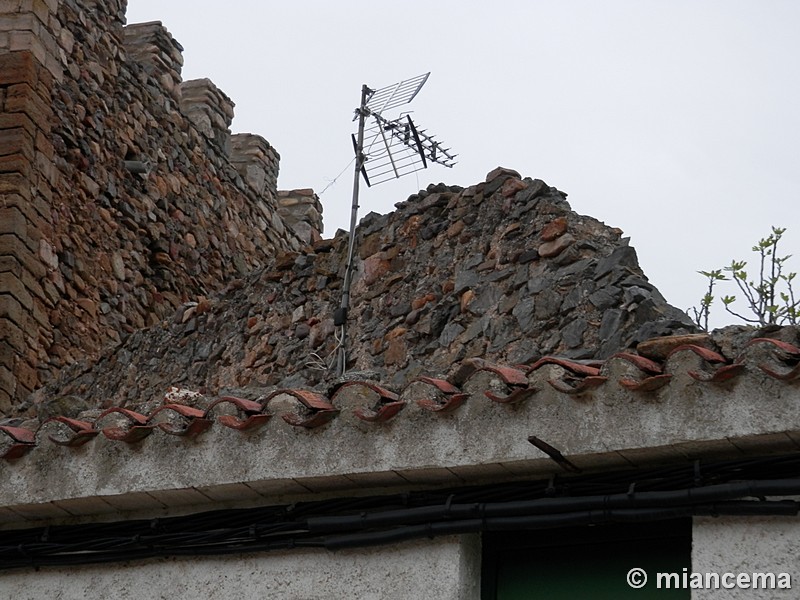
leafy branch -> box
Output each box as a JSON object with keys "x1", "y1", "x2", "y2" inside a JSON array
[{"x1": 691, "y1": 227, "x2": 798, "y2": 329}]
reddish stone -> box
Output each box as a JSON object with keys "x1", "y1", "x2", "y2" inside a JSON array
[
  {"x1": 362, "y1": 255, "x2": 391, "y2": 286},
  {"x1": 538, "y1": 233, "x2": 574, "y2": 258},
  {"x1": 196, "y1": 297, "x2": 211, "y2": 315},
  {"x1": 411, "y1": 293, "x2": 436, "y2": 310},
  {"x1": 460, "y1": 289, "x2": 475, "y2": 313},
  {"x1": 447, "y1": 220, "x2": 465, "y2": 238},
  {"x1": 541, "y1": 217, "x2": 568, "y2": 242},
  {"x1": 385, "y1": 327, "x2": 407, "y2": 340},
  {"x1": 153, "y1": 252, "x2": 171, "y2": 265},
  {"x1": 384, "y1": 337, "x2": 407, "y2": 366},
  {"x1": 485, "y1": 166, "x2": 521, "y2": 182},
  {"x1": 0, "y1": 51, "x2": 38, "y2": 87},
  {"x1": 501, "y1": 177, "x2": 527, "y2": 198},
  {"x1": 75, "y1": 298, "x2": 96, "y2": 318}
]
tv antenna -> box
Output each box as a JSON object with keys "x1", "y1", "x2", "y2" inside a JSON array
[{"x1": 334, "y1": 73, "x2": 456, "y2": 376}]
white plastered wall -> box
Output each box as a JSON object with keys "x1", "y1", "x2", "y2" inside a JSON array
[
  {"x1": 0, "y1": 534, "x2": 481, "y2": 600},
  {"x1": 692, "y1": 516, "x2": 800, "y2": 599}
]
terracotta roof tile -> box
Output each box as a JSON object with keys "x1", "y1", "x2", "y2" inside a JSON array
[
  {"x1": 97, "y1": 407, "x2": 155, "y2": 443},
  {"x1": 3, "y1": 335, "x2": 800, "y2": 460},
  {"x1": 0, "y1": 425, "x2": 36, "y2": 460},
  {"x1": 330, "y1": 381, "x2": 404, "y2": 422},
  {"x1": 744, "y1": 338, "x2": 800, "y2": 381},
  {"x1": 40, "y1": 417, "x2": 99, "y2": 447},
  {"x1": 411, "y1": 377, "x2": 468, "y2": 413},
  {"x1": 149, "y1": 404, "x2": 213, "y2": 437},
  {"x1": 206, "y1": 396, "x2": 270, "y2": 431},
  {"x1": 264, "y1": 390, "x2": 339, "y2": 428}
]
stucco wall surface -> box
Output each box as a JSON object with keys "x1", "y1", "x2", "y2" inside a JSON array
[
  {"x1": 692, "y1": 516, "x2": 800, "y2": 599},
  {"x1": 0, "y1": 534, "x2": 481, "y2": 600}
]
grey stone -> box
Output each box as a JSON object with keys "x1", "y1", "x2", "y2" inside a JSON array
[
  {"x1": 534, "y1": 289, "x2": 561, "y2": 321},
  {"x1": 454, "y1": 269, "x2": 480, "y2": 295},
  {"x1": 594, "y1": 246, "x2": 640, "y2": 280},
  {"x1": 470, "y1": 286, "x2": 502, "y2": 315},
  {"x1": 462, "y1": 318, "x2": 486, "y2": 343},
  {"x1": 439, "y1": 322, "x2": 465, "y2": 347},
  {"x1": 527, "y1": 277, "x2": 549, "y2": 295},
  {"x1": 589, "y1": 287, "x2": 621, "y2": 310},
  {"x1": 512, "y1": 297, "x2": 536, "y2": 332},
  {"x1": 486, "y1": 268, "x2": 512, "y2": 283},
  {"x1": 390, "y1": 302, "x2": 412, "y2": 318},
  {"x1": 514, "y1": 178, "x2": 549, "y2": 205},
  {"x1": 563, "y1": 317, "x2": 588, "y2": 348},
  {"x1": 463, "y1": 253, "x2": 485, "y2": 270},
  {"x1": 558, "y1": 258, "x2": 596, "y2": 280},
  {"x1": 562, "y1": 287, "x2": 584, "y2": 313},
  {"x1": 599, "y1": 309, "x2": 625, "y2": 342},
  {"x1": 630, "y1": 319, "x2": 698, "y2": 346},
  {"x1": 623, "y1": 286, "x2": 652, "y2": 305}
]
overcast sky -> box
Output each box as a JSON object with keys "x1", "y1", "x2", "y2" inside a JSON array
[{"x1": 125, "y1": 1, "x2": 800, "y2": 330}]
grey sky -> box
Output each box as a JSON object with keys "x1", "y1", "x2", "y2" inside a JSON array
[{"x1": 125, "y1": 1, "x2": 800, "y2": 330}]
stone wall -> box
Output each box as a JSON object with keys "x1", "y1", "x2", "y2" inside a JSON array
[
  {"x1": 0, "y1": 0, "x2": 60, "y2": 415},
  {"x1": 277, "y1": 188, "x2": 324, "y2": 245},
  {"x1": 0, "y1": 0, "x2": 310, "y2": 414},
  {"x1": 27, "y1": 168, "x2": 697, "y2": 414}
]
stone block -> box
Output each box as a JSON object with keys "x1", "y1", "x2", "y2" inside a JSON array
[
  {"x1": 0, "y1": 318, "x2": 25, "y2": 354},
  {"x1": 14, "y1": 355, "x2": 38, "y2": 392},
  {"x1": 0, "y1": 335, "x2": 16, "y2": 370},
  {"x1": 0, "y1": 192, "x2": 47, "y2": 227},
  {"x1": 0, "y1": 207, "x2": 30, "y2": 239},
  {"x1": 7, "y1": 30, "x2": 46, "y2": 65},
  {"x1": 0, "y1": 12, "x2": 39, "y2": 34},
  {"x1": 34, "y1": 127, "x2": 53, "y2": 159},
  {"x1": 20, "y1": 267, "x2": 47, "y2": 304},
  {"x1": 0, "y1": 228, "x2": 38, "y2": 260},
  {"x1": 0, "y1": 153, "x2": 31, "y2": 176},
  {"x1": 0, "y1": 256, "x2": 20, "y2": 274},
  {"x1": 0, "y1": 127, "x2": 34, "y2": 159},
  {"x1": 0, "y1": 50, "x2": 37, "y2": 86},
  {"x1": 0, "y1": 294, "x2": 24, "y2": 328},
  {"x1": 9, "y1": 0, "x2": 55, "y2": 27},
  {"x1": 0, "y1": 271, "x2": 34, "y2": 311},
  {"x1": 30, "y1": 296, "x2": 49, "y2": 328},
  {"x1": 4, "y1": 82, "x2": 52, "y2": 129},
  {"x1": 0, "y1": 175, "x2": 30, "y2": 199},
  {"x1": 0, "y1": 364, "x2": 14, "y2": 396}
]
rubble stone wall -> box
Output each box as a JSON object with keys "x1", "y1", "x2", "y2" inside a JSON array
[
  {"x1": 29, "y1": 168, "x2": 698, "y2": 415},
  {"x1": 0, "y1": 0, "x2": 308, "y2": 413}
]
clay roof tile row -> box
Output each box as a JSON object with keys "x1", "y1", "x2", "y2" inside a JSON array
[{"x1": 2, "y1": 339, "x2": 799, "y2": 461}]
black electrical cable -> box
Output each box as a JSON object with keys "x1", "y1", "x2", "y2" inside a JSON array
[
  {"x1": 3, "y1": 455, "x2": 800, "y2": 570},
  {"x1": 305, "y1": 479, "x2": 800, "y2": 534},
  {"x1": 322, "y1": 501, "x2": 799, "y2": 551}
]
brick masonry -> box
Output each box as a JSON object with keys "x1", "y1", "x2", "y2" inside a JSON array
[{"x1": 0, "y1": 0, "x2": 321, "y2": 414}]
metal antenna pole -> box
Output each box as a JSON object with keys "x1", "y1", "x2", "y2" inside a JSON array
[
  {"x1": 332, "y1": 73, "x2": 454, "y2": 377},
  {"x1": 336, "y1": 84, "x2": 370, "y2": 377}
]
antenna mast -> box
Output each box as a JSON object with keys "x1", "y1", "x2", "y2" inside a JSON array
[{"x1": 335, "y1": 73, "x2": 456, "y2": 376}]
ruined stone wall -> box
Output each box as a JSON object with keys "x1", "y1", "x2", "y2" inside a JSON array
[
  {"x1": 0, "y1": 0, "x2": 312, "y2": 413},
  {"x1": 29, "y1": 168, "x2": 697, "y2": 414}
]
